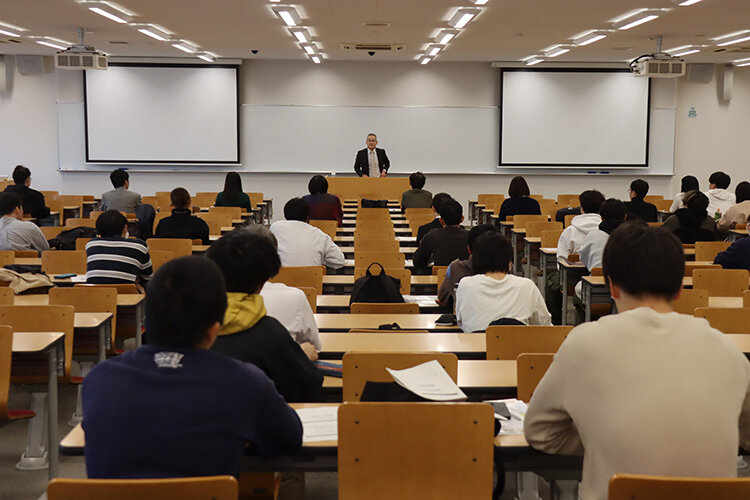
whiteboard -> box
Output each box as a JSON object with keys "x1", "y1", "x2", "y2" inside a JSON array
[
  {"x1": 84, "y1": 64, "x2": 239, "y2": 164},
  {"x1": 500, "y1": 70, "x2": 650, "y2": 167}
]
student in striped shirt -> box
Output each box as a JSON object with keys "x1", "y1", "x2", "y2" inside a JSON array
[{"x1": 86, "y1": 209, "x2": 152, "y2": 284}]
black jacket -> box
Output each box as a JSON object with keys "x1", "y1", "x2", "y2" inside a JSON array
[
  {"x1": 354, "y1": 147, "x2": 390, "y2": 177},
  {"x1": 416, "y1": 218, "x2": 442, "y2": 244},
  {"x1": 413, "y1": 226, "x2": 469, "y2": 269},
  {"x1": 154, "y1": 209, "x2": 210, "y2": 245},
  {"x1": 498, "y1": 197, "x2": 541, "y2": 221},
  {"x1": 4, "y1": 184, "x2": 50, "y2": 219},
  {"x1": 625, "y1": 198, "x2": 658, "y2": 222}
]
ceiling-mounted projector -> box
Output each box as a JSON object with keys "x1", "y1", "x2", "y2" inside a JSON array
[
  {"x1": 628, "y1": 35, "x2": 685, "y2": 78},
  {"x1": 55, "y1": 27, "x2": 108, "y2": 70}
]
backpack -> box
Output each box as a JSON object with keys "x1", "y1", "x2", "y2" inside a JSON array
[
  {"x1": 349, "y1": 262, "x2": 405, "y2": 305},
  {"x1": 48, "y1": 227, "x2": 98, "y2": 250},
  {"x1": 361, "y1": 199, "x2": 389, "y2": 208}
]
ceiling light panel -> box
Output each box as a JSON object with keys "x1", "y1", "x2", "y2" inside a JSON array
[
  {"x1": 129, "y1": 23, "x2": 173, "y2": 41},
  {"x1": 672, "y1": 0, "x2": 703, "y2": 5},
  {"x1": 172, "y1": 40, "x2": 199, "y2": 53},
  {"x1": 289, "y1": 27, "x2": 311, "y2": 43},
  {"x1": 734, "y1": 57, "x2": 750, "y2": 67},
  {"x1": 80, "y1": 1, "x2": 135, "y2": 23},
  {"x1": 612, "y1": 9, "x2": 663, "y2": 30},
  {"x1": 435, "y1": 29, "x2": 459, "y2": 45},
  {"x1": 448, "y1": 8, "x2": 481, "y2": 29},
  {"x1": 0, "y1": 20, "x2": 27, "y2": 38},
  {"x1": 712, "y1": 30, "x2": 750, "y2": 46},
  {"x1": 272, "y1": 6, "x2": 302, "y2": 27},
  {"x1": 571, "y1": 29, "x2": 613, "y2": 47}
]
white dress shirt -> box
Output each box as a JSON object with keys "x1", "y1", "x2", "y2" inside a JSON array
[
  {"x1": 261, "y1": 281, "x2": 321, "y2": 350},
  {"x1": 270, "y1": 220, "x2": 345, "y2": 269}
]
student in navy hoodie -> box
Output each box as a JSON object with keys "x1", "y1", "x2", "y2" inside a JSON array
[{"x1": 714, "y1": 238, "x2": 750, "y2": 271}]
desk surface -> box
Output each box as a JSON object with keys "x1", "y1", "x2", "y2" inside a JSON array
[
  {"x1": 335, "y1": 236, "x2": 416, "y2": 244},
  {"x1": 317, "y1": 295, "x2": 440, "y2": 311},
  {"x1": 319, "y1": 332, "x2": 484, "y2": 353},
  {"x1": 315, "y1": 313, "x2": 453, "y2": 332},
  {"x1": 12, "y1": 331, "x2": 65, "y2": 354},
  {"x1": 322, "y1": 275, "x2": 437, "y2": 286},
  {"x1": 583, "y1": 275, "x2": 750, "y2": 290},
  {"x1": 74, "y1": 312, "x2": 113, "y2": 329},
  {"x1": 14, "y1": 294, "x2": 143, "y2": 308}
]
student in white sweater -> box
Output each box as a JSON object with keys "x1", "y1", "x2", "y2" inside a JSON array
[
  {"x1": 556, "y1": 190, "x2": 605, "y2": 261},
  {"x1": 705, "y1": 171, "x2": 736, "y2": 218},
  {"x1": 525, "y1": 223, "x2": 750, "y2": 500},
  {"x1": 456, "y1": 231, "x2": 550, "y2": 332}
]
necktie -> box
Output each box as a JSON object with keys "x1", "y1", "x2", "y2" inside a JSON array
[{"x1": 369, "y1": 150, "x2": 378, "y2": 177}]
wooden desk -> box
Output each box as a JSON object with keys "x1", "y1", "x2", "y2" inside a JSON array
[
  {"x1": 192, "y1": 244, "x2": 210, "y2": 254},
  {"x1": 522, "y1": 236, "x2": 542, "y2": 279},
  {"x1": 509, "y1": 228, "x2": 527, "y2": 275},
  {"x1": 558, "y1": 258, "x2": 588, "y2": 325},
  {"x1": 322, "y1": 274, "x2": 437, "y2": 294},
  {"x1": 319, "y1": 332, "x2": 484, "y2": 358},
  {"x1": 335, "y1": 235, "x2": 416, "y2": 245},
  {"x1": 328, "y1": 177, "x2": 410, "y2": 200},
  {"x1": 729, "y1": 229, "x2": 748, "y2": 242},
  {"x1": 336, "y1": 227, "x2": 413, "y2": 237},
  {"x1": 316, "y1": 295, "x2": 442, "y2": 313},
  {"x1": 314, "y1": 313, "x2": 454, "y2": 332},
  {"x1": 338, "y1": 246, "x2": 417, "y2": 258},
  {"x1": 14, "y1": 257, "x2": 41, "y2": 266}
]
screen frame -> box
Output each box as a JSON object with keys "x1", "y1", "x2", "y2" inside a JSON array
[
  {"x1": 83, "y1": 62, "x2": 240, "y2": 165},
  {"x1": 498, "y1": 68, "x2": 652, "y2": 168}
]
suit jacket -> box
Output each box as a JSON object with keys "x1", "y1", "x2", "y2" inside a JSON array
[
  {"x1": 4, "y1": 184, "x2": 50, "y2": 219},
  {"x1": 625, "y1": 198, "x2": 658, "y2": 222},
  {"x1": 416, "y1": 218, "x2": 442, "y2": 245},
  {"x1": 354, "y1": 148, "x2": 390, "y2": 177},
  {"x1": 101, "y1": 187, "x2": 142, "y2": 214}
]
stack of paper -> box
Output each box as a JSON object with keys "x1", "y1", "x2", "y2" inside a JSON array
[
  {"x1": 386, "y1": 360, "x2": 467, "y2": 402},
  {"x1": 486, "y1": 398, "x2": 528, "y2": 435},
  {"x1": 295, "y1": 406, "x2": 338, "y2": 443}
]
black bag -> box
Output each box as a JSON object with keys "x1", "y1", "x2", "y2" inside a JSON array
[
  {"x1": 48, "y1": 227, "x2": 98, "y2": 250},
  {"x1": 361, "y1": 199, "x2": 388, "y2": 208},
  {"x1": 349, "y1": 262, "x2": 405, "y2": 305}
]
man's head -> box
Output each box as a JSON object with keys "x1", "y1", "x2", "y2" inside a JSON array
[
  {"x1": 206, "y1": 228, "x2": 281, "y2": 295},
  {"x1": 366, "y1": 133, "x2": 377, "y2": 150},
  {"x1": 508, "y1": 176, "x2": 531, "y2": 199},
  {"x1": 599, "y1": 198, "x2": 626, "y2": 222},
  {"x1": 145, "y1": 256, "x2": 228, "y2": 349},
  {"x1": 629, "y1": 179, "x2": 649, "y2": 200},
  {"x1": 308, "y1": 175, "x2": 329, "y2": 195},
  {"x1": 12, "y1": 165, "x2": 31, "y2": 187},
  {"x1": 472, "y1": 231, "x2": 512, "y2": 274},
  {"x1": 683, "y1": 190, "x2": 709, "y2": 215},
  {"x1": 283, "y1": 197, "x2": 310, "y2": 222},
  {"x1": 409, "y1": 172, "x2": 426, "y2": 190},
  {"x1": 243, "y1": 223, "x2": 279, "y2": 251},
  {"x1": 708, "y1": 171, "x2": 731, "y2": 190},
  {"x1": 467, "y1": 224, "x2": 497, "y2": 254},
  {"x1": 110, "y1": 168, "x2": 129, "y2": 189},
  {"x1": 579, "y1": 190, "x2": 605, "y2": 214},
  {"x1": 602, "y1": 223, "x2": 684, "y2": 305},
  {"x1": 96, "y1": 209, "x2": 128, "y2": 237},
  {"x1": 438, "y1": 198, "x2": 463, "y2": 226},
  {"x1": 680, "y1": 175, "x2": 699, "y2": 193},
  {"x1": 431, "y1": 192, "x2": 452, "y2": 216},
  {"x1": 735, "y1": 181, "x2": 750, "y2": 204},
  {"x1": 0, "y1": 192, "x2": 23, "y2": 219},
  {"x1": 170, "y1": 187, "x2": 191, "y2": 210}
]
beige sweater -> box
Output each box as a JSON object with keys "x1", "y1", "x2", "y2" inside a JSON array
[
  {"x1": 524, "y1": 307, "x2": 750, "y2": 500},
  {"x1": 717, "y1": 200, "x2": 750, "y2": 231}
]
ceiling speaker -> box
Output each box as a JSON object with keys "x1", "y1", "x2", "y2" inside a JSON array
[
  {"x1": 685, "y1": 63, "x2": 714, "y2": 83},
  {"x1": 16, "y1": 55, "x2": 54, "y2": 75}
]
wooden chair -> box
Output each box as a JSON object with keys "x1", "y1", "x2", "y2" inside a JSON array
[
  {"x1": 40, "y1": 190, "x2": 59, "y2": 200},
  {"x1": 297, "y1": 286, "x2": 317, "y2": 313},
  {"x1": 516, "y1": 353, "x2": 554, "y2": 402},
  {"x1": 0, "y1": 325, "x2": 36, "y2": 421},
  {"x1": 356, "y1": 219, "x2": 394, "y2": 230},
  {"x1": 88, "y1": 211, "x2": 103, "y2": 222},
  {"x1": 65, "y1": 218, "x2": 96, "y2": 229},
  {"x1": 50, "y1": 287, "x2": 118, "y2": 352},
  {"x1": 209, "y1": 206, "x2": 244, "y2": 219},
  {"x1": 644, "y1": 195, "x2": 664, "y2": 204},
  {"x1": 557, "y1": 194, "x2": 579, "y2": 207},
  {"x1": 269, "y1": 266, "x2": 325, "y2": 295},
  {"x1": 404, "y1": 208, "x2": 433, "y2": 218},
  {"x1": 76, "y1": 283, "x2": 140, "y2": 294},
  {"x1": 694, "y1": 241, "x2": 731, "y2": 262},
  {"x1": 0, "y1": 287, "x2": 13, "y2": 304},
  {"x1": 40, "y1": 227, "x2": 64, "y2": 240},
  {"x1": 353, "y1": 229, "x2": 396, "y2": 240},
  {"x1": 146, "y1": 238, "x2": 193, "y2": 258},
  {"x1": 745, "y1": 289, "x2": 750, "y2": 307},
  {"x1": 350, "y1": 302, "x2": 419, "y2": 314},
  {"x1": 47, "y1": 476, "x2": 238, "y2": 500},
  {"x1": 356, "y1": 208, "x2": 391, "y2": 220},
  {"x1": 436, "y1": 266, "x2": 448, "y2": 290},
  {"x1": 309, "y1": 220, "x2": 338, "y2": 240},
  {"x1": 512, "y1": 214, "x2": 548, "y2": 229},
  {"x1": 197, "y1": 211, "x2": 233, "y2": 227},
  {"x1": 693, "y1": 269, "x2": 749, "y2": 297},
  {"x1": 683, "y1": 262, "x2": 720, "y2": 276},
  {"x1": 0, "y1": 250, "x2": 14, "y2": 268},
  {"x1": 141, "y1": 196, "x2": 159, "y2": 209},
  {"x1": 150, "y1": 250, "x2": 174, "y2": 271},
  {"x1": 564, "y1": 213, "x2": 576, "y2": 227},
  {"x1": 56, "y1": 195, "x2": 85, "y2": 216},
  {"x1": 46, "y1": 198, "x2": 65, "y2": 226},
  {"x1": 608, "y1": 474, "x2": 750, "y2": 500},
  {"x1": 486, "y1": 325, "x2": 572, "y2": 360},
  {"x1": 525, "y1": 221, "x2": 563, "y2": 238},
  {"x1": 193, "y1": 192, "x2": 218, "y2": 208},
  {"x1": 41, "y1": 250, "x2": 87, "y2": 275},
  {"x1": 342, "y1": 352, "x2": 458, "y2": 401},
  {"x1": 354, "y1": 251, "x2": 405, "y2": 270},
  {"x1": 353, "y1": 239, "x2": 399, "y2": 252},
  {"x1": 538, "y1": 200, "x2": 559, "y2": 219},
  {"x1": 647, "y1": 222, "x2": 663, "y2": 227},
  {"x1": 353, "y1": 268, "x2": 411, "y2": 295},
  {"x1": 348, "y1": 329, "x2": 430, "y2": 333},
  {"x1": 338, "y1": 402, "x2": 493, "y2": 499},
  {"x1": 540, "y1": 229, "x2": 563, "y2": 249},
  {"x1": 654, "y1": 199, "x2": 673, "y2": 212},
  {"x1": 14, "y1": 250, "x2": 39, "y2": 258},
  {"x1": 197, "y1": 218, "x2": 222, "y2": 236},
  {"x1": 247, "y1": 192, "x2": 264, "y2": 210},
  {"x1": 671, "y1": 288, "x2": 709, "y2": 315},
  {"x1": 477, "y1": 194, "x2": 505, "y2": 211},
  {"x1": 694, "y1": 307, "x2": 750, "y2": 333}
]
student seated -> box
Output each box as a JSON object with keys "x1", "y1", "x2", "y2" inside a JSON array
[
  {"x1": 556, "y1": 190, "x2": 605, "y2": 260},
  {"x1": 436, "y1": 224, "x2": 496, "y2": 310},
  {"x1": 401, "y1": 172, "x2": 433, "y2": 212},
  {"x1": 455, "y1": 231, "x2": 551, "y2": 332},
  {"x1": 154, "y1": 187, "x2": 210, "y2": 244},
  {"x1": 662, "y1": 191, "x2": 716, "y2": 244},
  {"x1": 497, "y1": 176, "x2": 541, "y2": 221},
  {"x1": 82, "y1": 256, "x2": 303, "y2": 479},
  {"x1": 416, "y1": 192, "x2": 452, "y2": 244},
  {"x1": 705, "y1": 171, "x2": 735, "y2": 218},
  {"x1": 0, "y1": 192, "x2": 49, "y2": 252},
  {"x1": 580, "y1": 198, "x2": 627, "y2": 271},
  {"x1": 714, "y1": 237, "x2": 750, "y2": 271},
  {"x1": 101, "y1": 168, "x2": 141, "y2": 214},
  {"x1": 302, "y1": 175, "x2": 343, "y2": 226},
  {"x1": 669, "y1": 175, "x2": 699, "y2": 212},
  {"x1": 624, "y1": 179, "x2": 657, "y2": 222},
  {"x1": 215, "y1": 172, "x2": 253, "y2": 212},
  {"x1": 4, "y1": 165, "x2": 50, "y2": 219},
  {"x1": 525, "y1": 223, "x2": 750, "y2": 500},
  {"x1": 717, "y1": 181, "x2": 750, "y2": 231},
  {"x1": 206, "y1": 228, "x2": 323, "y2": 402},
  {"x1": 270, "y1": 198, "x2": 345, "y2": 269},
  {"x1": 85, "y1": 210, "x2": 152, "y2": 284},
  {"x1": 413, "y1": 198, "x2": 469, "y2": 269}
]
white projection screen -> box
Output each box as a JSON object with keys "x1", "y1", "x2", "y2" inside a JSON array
[
  {"x1": 500, "y1": 69, "x2": 650, "y2": 167},
  {"x1": 84, "y1": 64, "x2": 239, "y2": 164}
]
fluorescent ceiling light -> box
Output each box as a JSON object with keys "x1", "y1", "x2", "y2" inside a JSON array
[
  {"x1": 673, "y1": 48, "x2": 699, "y2": 56},
  {"x1": 131, "y1": 24, "x2": 172, "y2": 41},
  {"x1": 426, "y1": 44, "x2": 443, "y2": 57},
  {"x1": 300, "y1": 42, "x2": 318, "y2": 55},
  {"x1": 289, "y1": 27, "x2": 311, "y2": 43},
  {"x1": 36, "y1": 39, "x2": 68, "y2": 50},
  {"x1": 435, "y1": 29, "x2": 459, "y2": 45},
  {"x1": 572, "y1": 29, "x2": 612, "y2": 47},
  {"x1": 0, "y1": 21, "x2": 26, "y2": 37},
  {"x1": 667, "y1": 45, "x2": 704, "y2": 57},
  {"x1": 525, "y1": 57, "x2": 543, "y2": 66},
  {"x1": 734, "y1": 58, "x2": 750, "y2": 67},
  {"x1": 172, "y1": 40, "x2": 199, "y2": 53},
  {"x1": 448, "y1": 8, "x2": 480, "y2": 29},
  {"x1": 196, "y1": 52, "x2": 216, "y2": 62},
  {"x1": 89, "y1": 7, "x2": 131, "y2": 23},
  {"x1": 82, "y1": 1, "x2": 135, "y2": 23},
  {"x1": 469, "y1": 0, "x2": 489, "y2": 5},
  {"x1": 272, "y1": 6, "x2": 302, "y2": 27},
  {"x1": 672, "y1": 0, "x2": 703, "y2": 5},
  {"x1": 310, "y1": 55, "x2": 322, "y2": 64},
  {"x1": 543, "y1": 44, "x2": 572, "y2": 58},
  {"x1": 0, "y1": 27, "x2": 20, "y2": 37},
  {"x1": 613, "y1": 10, "x2": 662, "y2": 30},
  {"x1": 419, "y1": 56, "x2": 432, "y2": 65},
  {"x1": 713, "y1": 30, "x2": 750, "y2": 47}
]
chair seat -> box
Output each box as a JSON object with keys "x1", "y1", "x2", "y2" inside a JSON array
[{"x1": 7, "y1": 409, "x2": 35, "y2": 420}]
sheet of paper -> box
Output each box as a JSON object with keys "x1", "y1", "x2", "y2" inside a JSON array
[
  {"x1": 386, "y1": 360, "x2": 467, "y2": 402},
  {"x1": 295, "y1": 406, "x2": 338, "y2": 443},
  {"x1": 485, "y1": 398, "x2": 528, "y2": 435},
  {"x1": 70, "y1": 274, "x2": 87, "y2": 283},
  {"x1": 403, "y1": 295, "x2": 439, "y2": 308}
]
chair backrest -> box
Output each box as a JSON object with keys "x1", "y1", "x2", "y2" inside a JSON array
[
  {"x1": 50, "y1": 287, "x2": 117, "y2": 345},
  {"x1": 355, "y1": 220, "x2": 394, "y2": 232},
  {"x1": 404, "y1": 208, "x2": 433, "y2": 219},
  {"x1": 0, "y1": 287, "x2": 13, "y2": 304},
  {"x1": 512, "y1": 214, "x2": 548, "y2": 229},
  {"x1": 47, "y1": 476, "x2": 238, "y2": 500},
  {"x1": 0, "y1": 325, "x2": 16, "y2": 420},
  {"x1": 65, "y1": 218, "x2": 96, "y2": 229},
  {"x1": 40, "y1": 227, "x2": 64, "y2": 241},
  {"x1": 338, "y1": 402, "x2": 493, "y2": 499},
  {"x1": 525, "y1": 221, "x2": 563, "y2": 238},
  {"x1": 192, "y1": 192, "x2": 218, "y2": 208},
  {"x1": 247, "y1": 192, "x2": 264, "y2": 209},
  {"x1": 356, "y1": 208, "x2": 391, "y2": 220},
  {"x1": 297, "y1": 286, "x2": 317, "y2": 313},
  {"x1": 540, "y1": 229, "x2": 563, "y2": 249},
  {"x1": 46, "y1": 198, "x2": 64, "y2": 226},
  {"x1": 516, "y1": 353, "x2": 554, "y2": 402},
  {"x1": 353, "y1": 267, "x2": 411, "y2": 295},
  {"x1": 350, "y1": 302, "x2": 419, "y2": 314},
  {"x1": 354, "y1": 251, "x2": 405, "y2": 270},
  {"x1": 538, "y1": 200, "x2": 559, "y2": 219},
  {"x1": 141, "y1": 196, "x2": 158, "y2": 208},
  {"x1": 693, "y1": 269, "x2": 749, "y2": 297},
  {"x1": 209, "y1": 206, "x2": 243, "y2": 218},
  {"x1": 56, "y1": 195, "x2": 85, "y2": 213},
  {"x1": 76, "y1": 283, "x2": 141, "y2": 294},
  {"x1": 477, "y1": 194, "x2": 505, "y2": 208},
  {"x1": 0, "y1": 305, "x2": 75, "y2": 382},
  {"x1": 564, "y1": 213, "x2": 576, "y2": 227},
  {"x1": 0, "y1": 250, "x2": 14, "y2": 268},
  {"x1": 486, "y1": 325, "x2": 572, "y2": 360},
  {"x1": 269, "y1": 266, "x2": 325, "y2": 295},
  {"x1": 309, "y1": 220, "x2": 338, "y2": 240},
  {"x1": 14, "y1": 250, "x2": 39, "y2": 258},
  {"x1": 353, "y1": 239, "x2": 399, "y2": 253},
  {"x1": 41, "y1": 250, "x2": 87, "y2": 275},
  {"x1": 694, "y1": 241, "x2": 731, "y2": 262},
  {"x1": 150, "y1": 251, "x2": 174, "y2": 271},
  {"x1": 197, "y1": 211, "x2": 233, "y2": 227},
  {"x1": 684, "y1": 263, "x2": 721, "y2": 276},
  {"x1": 342, "y1": 352, "x2": 458, "y2": 401},
  {"x1": 40, "y1": 190, "x2": 59, "y2": 200},
  {"x1": 654, "y1": 199, "x2": 673, "y2": 212},
  {"x1": 608, "y1": 474, "x2": 750, "y2": 500},
  {"x1": 694, "y1": 307, "x2": 750, "y2": 333},
  {"x1": 75, "y1": 238, "x2": 93, "y2": 251},
  {"x1": 146, "y1": 238, "x2": 192, "y2": 258},
  {"x1": 671, "y1": 288, "x2": 709, "y2": 315},
  {"x1": 745, "y1": 290, "x2": 750, "y2": 307},
  {"x1": 643, "y1": 195, "x2": 664, "y2": 203},
  {"x1": 557, "y1": 194, "x2": 579, "y2": 206},
  {"x1": 353, "y1": 229, "x2": 396, "y2": 240}
]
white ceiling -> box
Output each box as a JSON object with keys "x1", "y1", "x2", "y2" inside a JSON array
[{"x1": 1, "y1": 0, "x2": 749, "y2": 64}]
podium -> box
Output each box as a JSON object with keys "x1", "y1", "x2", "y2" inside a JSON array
[{"x1": 327, "y1": 176, "x2": 410, "y2": 201}]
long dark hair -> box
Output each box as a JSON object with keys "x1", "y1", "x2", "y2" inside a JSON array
[
  {"x1": 680, "y1": 175, "x2": 699, "y2": 193},
  {"x1": 222, "y1": 172, "x2": 243, "y2": 198}
]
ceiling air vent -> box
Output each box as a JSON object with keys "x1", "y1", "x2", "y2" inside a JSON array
[
  {"x1": 713, "y1": 46, "x2": 750, "y2": 53},
  {"x1": 341, "y1": 43, "x2": 405, "y2": 51},
  {"x1": 362, "y1": 22, "x2": 391, "y2": 28},
  {"x1": 0, "y1": 38, "x2": 22, "y2": 44}
]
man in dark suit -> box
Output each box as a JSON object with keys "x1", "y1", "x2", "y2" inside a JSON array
[
  {"x1": 416, "y1": 192, "x2": 453, "y2": 244},
  {"x1": 625, "y1": 179, "x2": 658, "y2": 222},
  {"x1": 4, "y1": 165, "x2": 50, "y2": 220},
  {"x1": 353, "y1": 133, "x2": 390, "y2": 177}
]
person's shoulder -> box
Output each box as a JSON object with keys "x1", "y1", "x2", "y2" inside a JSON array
[{"x1": 125, "y1": 237, "x2": 148, "y2": 248}]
